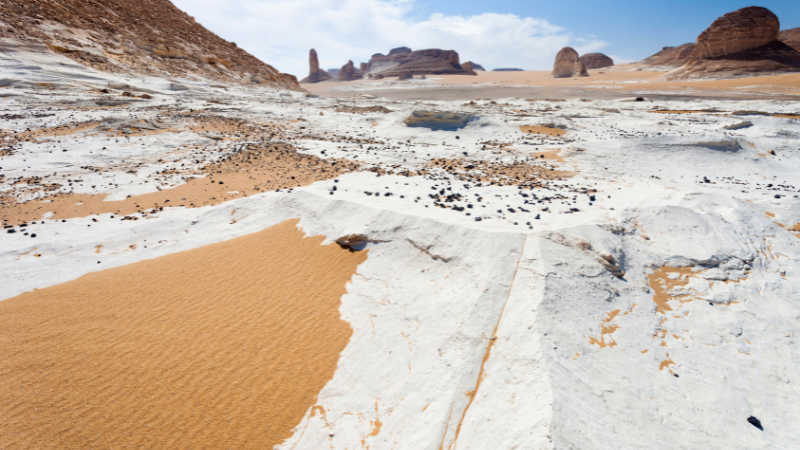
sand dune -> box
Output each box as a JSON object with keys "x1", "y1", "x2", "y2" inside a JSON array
[{"x1": 0, "y1": 219, "x2": 367, "y2": 449}]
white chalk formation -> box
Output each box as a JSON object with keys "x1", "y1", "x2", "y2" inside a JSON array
[{"x1": 2, "y1": 41, "x2": 800, "y2": 449}]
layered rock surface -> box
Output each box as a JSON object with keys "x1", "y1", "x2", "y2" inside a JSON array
[
  {"x1": 0, "y1": 0, "x2": 300, "y2": 90},
  {"x1": 579, "y1": 53, "x2": 614, "y2": 69},
  {"x1": 668, "y1": 6, "x2": 800, "y2": 79},
  {"x1": 552, "y1": 47, "x2": 588, "y2": 78}
]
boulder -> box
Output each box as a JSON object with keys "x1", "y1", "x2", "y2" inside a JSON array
[
  {"x1": 397, "y1": 72, "x2": 413, "y2": 81},
  {"x1": 299, "y1": 48, "x2": 333, "y2": 84},
  {"x1": 668, "y1": 7, "x2": 800, "y2": 79},
  {"x1": 579, "y1": 53, "x2": 614, "y2": 69},
  {"x1": 463, "y1": 61, "x2": 485, "y2": 71},
  {"x1": 337, "y1": 60, "x2": 362, "y2": 82},
  {"x1": 552, "y1": 47, "x2": 588, "y2": 78},
  {"x1": 640, "y1": 44, "x2": 696, "y2": 66}
]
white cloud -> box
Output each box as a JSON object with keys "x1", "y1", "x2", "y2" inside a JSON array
[{"x1": 172, "y1": 0, "x2": 608, "y2": 77}]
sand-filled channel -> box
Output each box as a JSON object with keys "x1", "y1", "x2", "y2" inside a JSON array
[{"x1": 0, "y1": 219, "x2": 368, "y2": 449}]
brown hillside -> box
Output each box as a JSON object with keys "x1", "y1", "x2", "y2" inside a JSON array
[{"x1": 0, "y1": 0, "x2": 300, "y2": 90}]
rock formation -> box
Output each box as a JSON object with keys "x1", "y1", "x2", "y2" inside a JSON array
[
  {"x1": 640, "y1": 44, "x2": 696, "y2": 66},
  {"x1": 579, "y1": 53, "x2": 614, "y2": 69},
  {"x1": 337, "y1": 60, "x2": 362, "y2": 82},
  {"x1": 0, "y1": 0, "x2": 300, "y2": 90},
  {"x1": 493, "y1": 68, "x2": 524, "y2": 72},
  {"x1": 460, "y1": 62, "x2": 477, "y2": 75},
  {"x1": 668, "y1": 6, "x2": 800, "y2": 79},
  {"x1": 781, "y1": 28, "x2": 800, "y2": 52},
  {"x1": 360, "y1": 63, "x2": 369, "y2": 76},
  {"x1": 463, "y1": 62, "x2": 485, "y2": 71},
  {"x1": 364, "y1": 48, "x2": 474, "y2": 77},
  {"x1": 552, "y1": 47, "x2": 588, "y2": 78},
  {"x1": 300, "y1": 49, "x2": 333, "y2": 84},
  {"x1": 366, "y1": 47, "x2": 413, "y2": 74},
  {"x1": 397, "y1": 72, "x2": 413, "y2": 81}
]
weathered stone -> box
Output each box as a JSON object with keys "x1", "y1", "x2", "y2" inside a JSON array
[
  {"x1": 299, "y1": 49, "x2": 333, "y2": 84},
  {"x1": 397, "y1": 72, "x2": 413, "y2": 81},
  {"x1": 552, "y1": 47, "x2": 588, "y2": 78},
  {"x1": 579, "y1": 53, "x2": 614, "y2": 69},
  {"x1": 337, "y1": 60, "x2": 362, "y2": 82},
  {"x1": 404, "y1": 111, "x2": 478, "y2": 131}
]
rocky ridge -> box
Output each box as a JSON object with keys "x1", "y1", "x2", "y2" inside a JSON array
[{"x1": 0, "y1": 0, "x2": 300, "y2": 90}]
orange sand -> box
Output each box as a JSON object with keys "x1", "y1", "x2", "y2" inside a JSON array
[
  {"x1": 519, "y1": 125, "x2": 566, "y2": 137},
  {"x1": 0, "y1": 219, "x2": 368, "y2": 449},
  {"x1": 304, "y1": 67, "x2": 800, "y2": 96},
  {"x1": 1, "y1": 143, "x2": 359, "y2": 224},
  {"x1": 647, "y1": 266, "x2": 697, "y2": 314}
]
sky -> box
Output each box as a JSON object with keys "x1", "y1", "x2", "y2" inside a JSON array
[{"x1": 171, "y1": 0, "x2": 800, "y2": 78}]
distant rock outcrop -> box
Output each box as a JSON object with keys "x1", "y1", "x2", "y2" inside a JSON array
[
  {"x1": 781, "y1": 28, "x2": 800, "y2": 52},
  {"x1": 463, "y1": 62, "x2": 485, "y2": 71},
  {"x1": 338, "y1": 60, "x2": 362, "y2": 82},
  {"x1": 0, "y1": 0, "x2": 301, "y2": 90},
  {"x1": 300, "y1": 49, "x2": 333, "y2": 84},
  {"x1": 364, "y1": 48, "x2": 474, "y2": 77},
  {"x1": 668, "y1": 6, "x2": 800, "y2": 79},
  {"x1": 552, "y1": 47, "x2": 588, "y2": 78},
  {"x1": 460, "y1": 62, "x2": 478, "y2": 75},
  {"x1": 641, "y1": 44, "x2": 696, "y2": 67},
  {"x1": 579, "y1": 53, "x2": 614, "y2": 69},
  {"x1": 493, "y1": 68, "x2": 524, "y2": 72}
]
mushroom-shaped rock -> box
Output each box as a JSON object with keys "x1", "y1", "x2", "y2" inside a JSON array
[{"x1": 552, "y1": 47, "x2": 588, "y2": 78}]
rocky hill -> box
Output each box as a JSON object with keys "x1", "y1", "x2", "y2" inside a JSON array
[
  {"x1": 0, "y1": 0, "x2": 300, "y2": 90},
  {"x1": 781, "y1": 27, "x2": 800, "y2": 52},
  {"x1": 640, "y1": 44, "x2": 696, "y2": 67},
  {"x1": 666, "y1": 7, "x2": 800, "y2": 79}
]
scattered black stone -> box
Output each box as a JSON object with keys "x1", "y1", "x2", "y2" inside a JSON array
[{"x1": 747, "y1": 416, "x2": 763, "y2": 431}]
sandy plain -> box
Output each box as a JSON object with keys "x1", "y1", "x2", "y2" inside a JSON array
[
  {"x1": 0, "y1": 219, "x2": 367, "y2": 449},
  {"x1": 304, "y1": 65, "x2": 800, "y2": 101}
]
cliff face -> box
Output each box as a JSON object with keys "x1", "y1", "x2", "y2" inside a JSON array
[{"x1": 0, "y1": 0, "x2": 301, "y2": 90}]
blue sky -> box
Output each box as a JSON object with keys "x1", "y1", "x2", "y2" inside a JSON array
[{"x1": 172, "y1": 0, "x2": 800, "y2": 77}]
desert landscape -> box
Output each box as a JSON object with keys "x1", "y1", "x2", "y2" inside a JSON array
[{"x1": 1, "y1": 1, "x2": 800, "y2": 449}]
